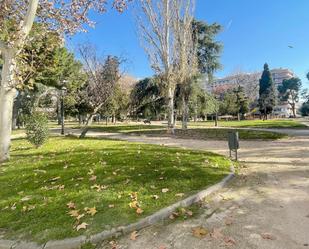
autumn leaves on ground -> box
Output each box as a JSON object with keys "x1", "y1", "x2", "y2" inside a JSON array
[{"x1": 0, "y1": 137, "x2": 232, "y2": 243}]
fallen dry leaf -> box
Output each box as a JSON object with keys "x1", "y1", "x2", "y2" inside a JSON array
[
  {"x1": 136, "y1": 208, "x2": 144, "y2": 214},
  {"x1": 20, "y1": 196, "x2": 31, "y2": 202},
  {"x1": 85, "y1": 207, "x2": 98, "y2": 216},
  {"x1": 192, "y1": 226, "x2": 208, "y2": 239},
  {"x1": 76, "y1": 222, "x2": 88, "y2": 231},
  {"x1": 169, "y1": 214, "x2": 175, "y2": 220},
  {"x1": 175, "y1": 193, "x2": 185, "y2": 197},
  {"x1": 109, "y1": 240, "x2": 118, "y2": 249},
  {"x1": 130, "y1": 231, "x2": 139, "y2": 241},
  {"x1": 210, "y1": 228, "x2": 224, "y2": 240},
  {"x1": 152, "y1": 195, "x2": 159, "y2": 200},
  {"x1": 261, "y1": 233, "x2": 276, "y2": 240},
  {"x1": 161, "y1": 188, "x2": 169, "y2": 193},
  {"x1": 50, "y1": 176, "x2": 61, "y2": 181},
  {"x1": 58, "y1": 185, "x2": 65, "y2": 190},
  {"x1": 108, "y1": 204, "x2": 115, "y2": 209},
  {"x1": 130, "y1": 192, "x2": 138, "y2": 200},
  {"x1": 224, "y1": 236, "x2": 236, "y2": 246},
  {"x1": 68, "y1": 210, "x2": 80, "y2": 218},
  {"x1": 89, "y1": 175, "x2": 97, "y2": 181},
  {"x1": 186, "y1": 210, "x2": 193, "y2": 217},
  {"x1": 76, "y1": 214, "x2": 85, "y2": 220},
  {"x1": 66, "y1": 202, "x2": 76, "y2": 209},
  {"x1": 129, "y1": 201, "x2": 139, "y2": 209}
]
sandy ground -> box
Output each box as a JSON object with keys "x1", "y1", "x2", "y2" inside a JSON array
[{"x1": 86, "y1": 133, "x2": 309, "y2": 249}]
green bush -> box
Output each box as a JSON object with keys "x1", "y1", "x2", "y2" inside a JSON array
[{"x1": 25, "y1": 112, "x2": 49, "y2": 148}]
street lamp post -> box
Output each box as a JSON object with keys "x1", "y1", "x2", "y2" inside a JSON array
[{"x1": 60, "y1": 86, "x2": 67, "y2": 135}]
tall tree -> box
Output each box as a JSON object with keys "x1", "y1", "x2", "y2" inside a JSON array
[
  {"x1": 78, "y1": 45, "x2": 121, "y2": 138},
  {"x1": 192, "y1": 20, "x2": 222, "y2": 127},
  {"x1": 219, "y1": 90, "x2": 238, "y2": 116},
  {"x1": 130, "y1": 77, "x2": 164, "y2": 120},
  {"x1": 192, "y1": 20, "x2": 222, "y2": 84},
  {"x1": 258, "y1": 63, "x2": 276, "y2": 120},
  {"x1": 278, "y1": 77, "x2": 302, "y2": 118},
  {"x1": 173, "y1": 1, "x2": 197, "y2": 129},
  {"x1": 0, "y1": 0, "x2": 129, "y2": 162},
  {"x1": 137, "y1": 0, "x2": 195, "y2": 129},
  {"x1": 234, "y1": 85, "x2": 249, "y2": 120}
]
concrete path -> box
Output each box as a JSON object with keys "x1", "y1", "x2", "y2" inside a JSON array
[{"x1": 86, "y1": 133, "x2": 309, "y2": 249}]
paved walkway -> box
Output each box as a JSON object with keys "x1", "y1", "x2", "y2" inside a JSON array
[{"x1": 85, "y1": 133, "x2": 308, "y2": 248}]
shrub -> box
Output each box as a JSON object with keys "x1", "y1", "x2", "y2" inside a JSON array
[{"x1": 25, "y1": 112, "x2": 49, "y2": 148}]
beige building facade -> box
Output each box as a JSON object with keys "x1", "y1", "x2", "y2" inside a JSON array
[{"x1": 207, "y1": 68, "x2": 296, "y2": 117}]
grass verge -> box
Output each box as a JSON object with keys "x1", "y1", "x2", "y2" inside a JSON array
[
  {"x1": 0, "y1": 137, "x2": 231, "y2": 243},
  {"x1": 128, "y1": 128, "x2": 286, "y2": 140},
  {"x1": 186, "y1": 119, "x2": 307, "y2": 129}
]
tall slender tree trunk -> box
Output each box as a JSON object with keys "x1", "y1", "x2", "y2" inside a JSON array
[
  {"x1": 0, "y1": 51, "x2": 17, "y2": 162},
  {"x1": 292, "y1": 102, "x2": 296, "y2": 118},
  {"x1": 193, "y1": 103, "x2": 198, "y2": 122},
  {"x1": 182, "y1": 96, "x2": 189, "y2": 130},
  {"x1": 79, "y1": 114, "x2": 94, "y2": 138},
  {"x1": 167, "y1": 87, "x2": 174, "y2": 129},
  {"x1": 57, "y1": 98, "x2": 62, "y2": 125}
]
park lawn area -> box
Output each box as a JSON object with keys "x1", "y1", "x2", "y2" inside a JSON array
[
  {"x1": 128, "y1": 128, "x2": 286, "y2": 140},
  {"x1": 0, "y1": 137, "x2": 232, "y2": 244},
  {"x1": 186, "y1": 119, "x2": 307, "y2": 129},
  {"x1": 75, "y1": 124, "x2": 166, "y2": 133},
  {"x1": 74, "y1": 124, "x2": 286, "y2": 140}
]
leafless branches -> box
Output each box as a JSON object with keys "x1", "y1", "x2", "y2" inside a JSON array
[
  {"x1": 77, "y1": 44, "x2": 122, "y2": 137},
  {"x1": 136, "y1": 0, "x2": 196, "y2": 128}
]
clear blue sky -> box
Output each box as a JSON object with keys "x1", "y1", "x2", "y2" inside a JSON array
[{"x1": 69, "y1": 0, "x2": 309, "y2": 88}]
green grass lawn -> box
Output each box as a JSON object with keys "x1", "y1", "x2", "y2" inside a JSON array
[
  {"x1": 78, "y1": 124, "x2": 166, "y2": 133},
  {"x1": 0, "y1": 137, "x2": 232, "y2": 243},
  {"x1": 77, "y1": 124, "x2": 285, "y2": 140},
  {"x1": 186, "y1": 119, "x2": 307, "y2": 129},
  {"x1": 128, "y1": 128, "x2": 286, "y2": 140}
]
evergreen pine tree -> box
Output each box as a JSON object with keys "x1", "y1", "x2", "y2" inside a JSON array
[{"x1": 258, "y1": 63, "x2": 276, "y2": 120}]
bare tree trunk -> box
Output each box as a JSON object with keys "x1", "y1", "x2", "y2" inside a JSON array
[
  {"x1": 193, "y1": 103, "x2": 198, "y2": 122},
  {"x1": 79, "y1": 114, "x2": 94, "y2": 138},
  {"x1": 0, "y1": 0, "x2": 39, "y2": 162},
  {"x1": 0, "y1": 52, "x2": 17, "y2": 162},
  {"x1": 215, "y1": 112, "x2": 218, "y2": 127},
  {"x1": 182, "y1": 96, "x2": 189, "y2": 129},
  {"x1": 292, "y1": 102, "x2": 296, "y2": 118},
  {"x1": 167, "y1": 87, "x2": 175, "y2": 129}
]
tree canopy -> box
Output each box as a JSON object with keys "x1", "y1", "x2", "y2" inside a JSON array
[
  {"x1": 192, "y1": 19, "x2": 223, "y2": 83},
  {"x1": 258, "y1": 63, "x2": 276, "y2": 118}
]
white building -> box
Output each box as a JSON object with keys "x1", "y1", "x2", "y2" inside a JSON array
[{"x1": 207, "y1": 68, "x2": 297, "y2": 117}]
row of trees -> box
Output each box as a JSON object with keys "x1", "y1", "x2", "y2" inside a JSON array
[
  {"x1": 258, "y1": 63, "x2": 303, "y2": 120},
  {"x1": 0, "y1": 0, "x2": 132, "y2": 162},
  {"x1": 136, "y1": 0, "x2": 223, "y2": 130},
  {"x1": 1, "y1": 0, "x2": 306, "y2": 162},
  {"x1": 0, "y1": 0, "x2": 223, "y2": 162}
]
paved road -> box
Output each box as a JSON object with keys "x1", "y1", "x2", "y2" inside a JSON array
[{"x1": 89, "y1": 133, "x2": 309, "y2": 249}]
